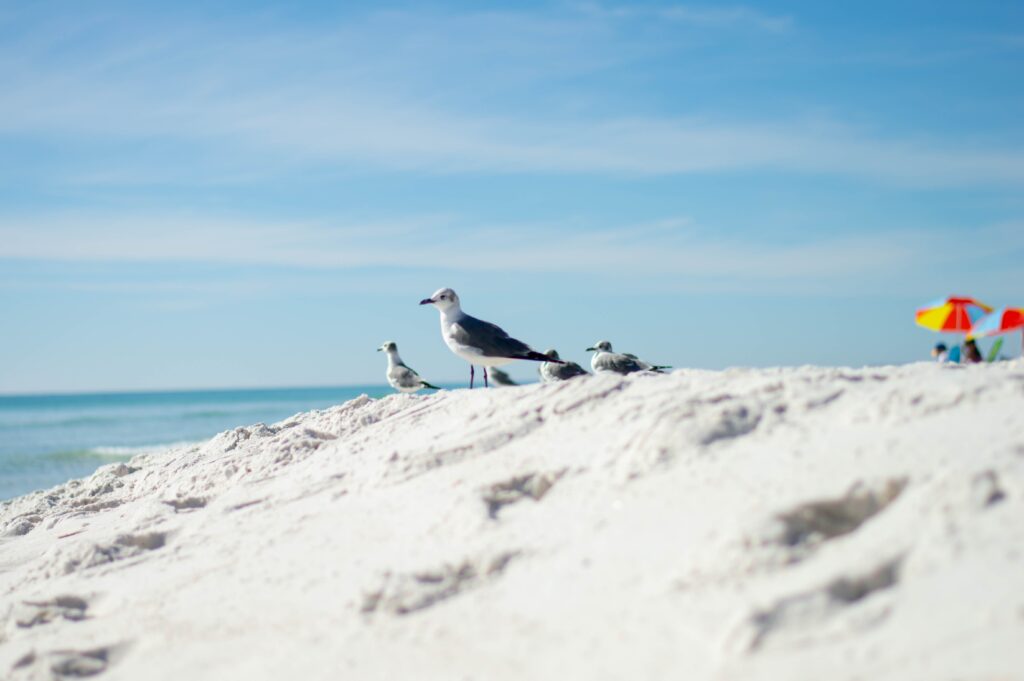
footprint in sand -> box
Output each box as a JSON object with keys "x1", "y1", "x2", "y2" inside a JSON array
[
  {"x1": 769, "y1": 478, "x2": 908, "y2": 558},
  {"x1": 12, "y1": 643, "x2": 124, "y2": 679},
  {"x1": 13, "y1": 595, "x2": 89, "y2": 629},
  {"x1": 361, "y1": 552, "x2": 518, "y2": 616},
  {"x1": 162, "y1": 497, "x2": 207, "y2": 512},
  {"x1": 481, "y1": 470, "x2": 566, "y2": 519},
  {"x1": 61, "y1": 531, "x2": 168, "y2": 575},
  {"x1": 744, "y1": 557, "x2": 902, "y2": 652}
]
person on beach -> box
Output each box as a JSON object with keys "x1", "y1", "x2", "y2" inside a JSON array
[
  {"x1": 931, "y1": 343, "x2": 949, "y2": 362},
  {"x1": 963, "y1": 339, "x2": 984, "y2": 363}
]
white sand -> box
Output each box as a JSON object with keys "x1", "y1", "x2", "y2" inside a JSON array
[{"x1": 2, "y1": 362, "x2": 1023, "y2": 680}]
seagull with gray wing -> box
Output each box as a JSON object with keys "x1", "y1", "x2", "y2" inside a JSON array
[
  {"x1": 586, "y1": 340, "x2": 670, "y2": 375},
  {"x1": 419, "y1": 287, "x2": 561, "y2": 388},
  {"x1": 539, "y1": 349, "x2": 589, "y2": 382},
  {"x1": 378, "y1": 341, "x2": 440, "y2": 393}
]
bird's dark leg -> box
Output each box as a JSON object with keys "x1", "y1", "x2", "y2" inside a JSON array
[
  {"x1": 470, "y1": 365, "x2": 475, "y2": 389},
  {"x1": 484, "y1": 367, "x2": 489, "y2": 388}
]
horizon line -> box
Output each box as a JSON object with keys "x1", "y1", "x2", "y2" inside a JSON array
[
  {"x1": 0, "y1": 359, "x2": 968, "y2": 398},
  {"x1": 0, "y1": 382, "x2": 441, "y2": 400}
]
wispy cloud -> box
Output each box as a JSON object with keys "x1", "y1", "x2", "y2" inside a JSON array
[
  {"x1": 3, "y1": 80, "x2": 1022, "y2": 188},
  {"x1": 3, "y1": 213, "x2": 1021, "y2": 296},
  {"x1": 987, "y1": 32, "x2": 1024, "y2": 50},
  {"x1": 573, "y1": 3, "x2": 794, "y2": 33},
  {"x1": 0, "y1": 5, "x2": 1021, "y2": 188}
]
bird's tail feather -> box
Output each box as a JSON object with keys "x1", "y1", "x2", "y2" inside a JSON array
[
  {"x1": 517, "y1": 351, "x2": 563, "y2": 363},
  {"x1": 422, "y1": 381, "x2": 441, "y2": 390}
]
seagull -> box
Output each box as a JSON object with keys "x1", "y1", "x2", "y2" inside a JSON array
[
  {"x1": 419, "y1": 287, "x2": 561, "y2": 388},
  {"x1": 377, "y1": 341, "x2": 440, "y2": 393},
  {"x1": 539, "y1": 349, "x2": 589, "y2": 383},
  {"x1": 488, "y1": 367, "x2": 518, "y2": 387},
  {"x1": 585, "y1": 340, "x2": 670, "y2": 375}
]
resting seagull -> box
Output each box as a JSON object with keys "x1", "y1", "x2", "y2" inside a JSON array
[
  {"x1": 419, "y1": 287, "x2": 560, "y2": 388},
  {"x1": 539, "y1": 349, "x2": 589, "y2": 383},
  {"x1": 488, "y1": 367, "x2": 518, "y2": 387},
  {"x1": 378, "y1": 341, "x2": 440, "y2": 393},
  {"x1": 586, "y1": 340, "x2": 670, "y2": 375}
]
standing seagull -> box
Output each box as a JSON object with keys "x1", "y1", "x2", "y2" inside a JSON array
[
  {"x1": 378, "y1": 341, "x2": 440, "y2": 393},
  {"x1": 539, "y1": 349, "x2": 590, "y2": 383},
  {"x1": 586, "y1": 340, "x2": 670, "y2": 375},
  {"x1": 419, "y1": 287, "x2": 560, "y2": 388}
]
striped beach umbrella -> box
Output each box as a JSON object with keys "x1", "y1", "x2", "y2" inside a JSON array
[
  {"x1": 968, "y1": 307, "x2": 1024, "y2": 354},
  {"x1": 915, "y1": 296, "x2": 992, "y2": 333}
]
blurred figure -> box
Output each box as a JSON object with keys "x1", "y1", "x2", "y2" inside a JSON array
[
  {"x1": 931, "y1": 343, "x2": 948, "y2": 362},
  {"x1": 963, "y1": 339, "x2": 983, "y2": 363},
  {"x1": 488, "y1": 367, "x2": 518, "y2": 387},
  {"x1": 539, "y1": 349, "x2": 589, "y2": 382}
]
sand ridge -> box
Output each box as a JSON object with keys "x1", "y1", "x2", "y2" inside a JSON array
[{"x1": 1, "y1": 363, "x2": 1022, "y2": 680}]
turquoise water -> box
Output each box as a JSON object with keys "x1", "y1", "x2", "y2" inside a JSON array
[{"x1": 0, "y1": 386, "x2": 395, "y2": 501}]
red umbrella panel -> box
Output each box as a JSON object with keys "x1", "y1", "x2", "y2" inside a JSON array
[
  {"x1": 968, "y1": 307, "x2": 1024, "y2": 356},
  {"x1": 915, "y1": 296, "x2": 993, "y2": 333}
]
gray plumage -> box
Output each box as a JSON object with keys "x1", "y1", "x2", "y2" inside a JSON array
[
  {"x1": 420, "y1": 288, "x2": 561, "y2": 389},
  {"x1": 488, "y1": 367, "x2": 518, "y2": 386},
  {"x1": 389, "y1": 364, "x2": 434, "y2": 392},
  {"x1": 378, "y1": 341, "x2": 440, "y2": 393},
  {"x1": 540, "y1": 349, "x2": 590, "y2": 382},
  {"x1": 586, "y1": 340, "x2": 669, "y2": 375},
  {"x1": 446, "y1": 315, "x2": 552, "y2": 363}
]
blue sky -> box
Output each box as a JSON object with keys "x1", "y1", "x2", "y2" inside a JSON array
[{"x1": 1, "y1": 1, "x2": 1022, "y2": 393}]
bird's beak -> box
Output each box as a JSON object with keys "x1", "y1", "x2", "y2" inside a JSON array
[
  {"x1": 376, "y1": 347, "x2": 383, "y2": 352},
  {"x1": 585, "y1": 347, "x2": 595, "y2": 351},
  {"x1": 419, "y1": 298, "x2": 434, "y2": 305}
]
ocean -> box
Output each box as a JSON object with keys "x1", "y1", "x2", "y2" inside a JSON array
[{"x1": 0, "y1": 386, "x2": 394, "y2": 501}]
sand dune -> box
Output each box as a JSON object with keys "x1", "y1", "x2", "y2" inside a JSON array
[{"x1": 2, "y1": 363, "x2": 1023, "y2": 680}]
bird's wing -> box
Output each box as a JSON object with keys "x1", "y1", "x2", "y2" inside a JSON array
[
  {"x1": 398, "y1": 361, "x2": 421, "y2": 377},
  {"x1": 560, "y1": 362, "x2": 590, "y2": 378},
  {"x1": 622, "y1": 353, "x2": 655, "y2": 370},
  {"x1": 597, "y1": 352, "x2": 644, "y2": 373},
  {"x1": 450, "y1": 315, "x2": 534, "y2": 358},
  {"x1": 391, "y1": 365, "x2": 423, "y2": 389}
]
